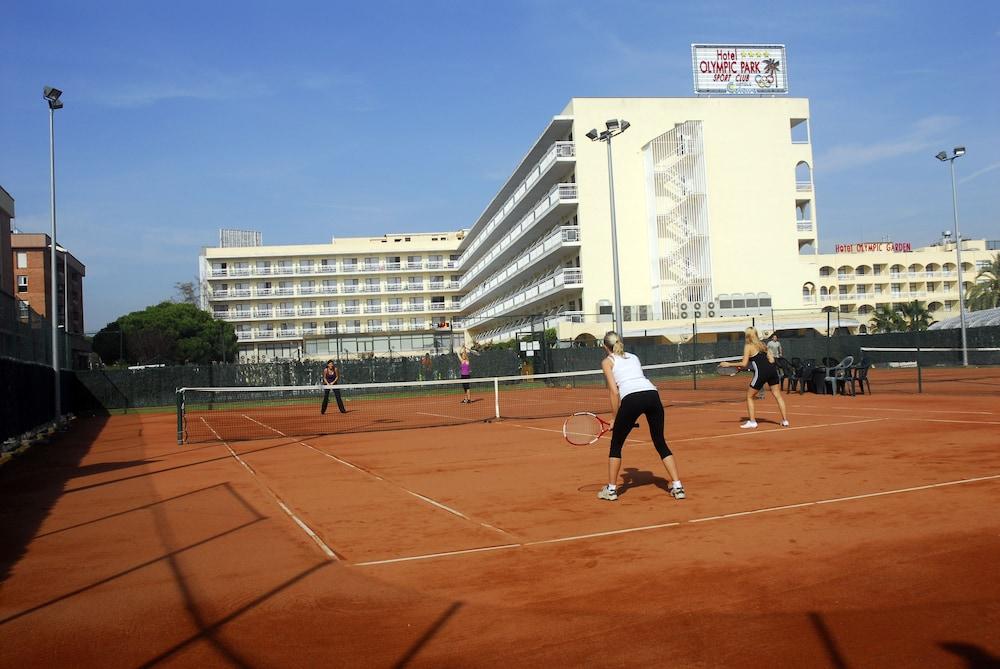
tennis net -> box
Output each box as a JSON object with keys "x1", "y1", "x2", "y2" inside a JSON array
[
  {"x1": 177, "y1": 355, "x2": 741, "y2": 444},
  {"x1": 860, "y1": 346, "x2": 1000, "y2": 394}
]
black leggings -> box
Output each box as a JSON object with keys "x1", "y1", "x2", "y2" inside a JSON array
[{"x1": 610, "y1": 390, "x2": 672, "y2": 460}]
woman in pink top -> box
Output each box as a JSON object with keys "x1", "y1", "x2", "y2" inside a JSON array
[{"x1": 458, "y1": 347, "x2": 472, "y2": 403}]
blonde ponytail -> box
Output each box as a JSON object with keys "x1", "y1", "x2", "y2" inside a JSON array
[{"x1": 603, "y1": 331, "x2": 625, "y2": 357}]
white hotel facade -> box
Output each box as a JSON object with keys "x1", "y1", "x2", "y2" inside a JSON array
[{"x1": 200, "y1": 97, "x2": 997, "y2": 361}]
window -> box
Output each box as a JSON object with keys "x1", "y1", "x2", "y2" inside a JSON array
[
  {"x1": 16, "y1": 252, "x2": 28, "y2": 269},
  {"x1": 790, "y1": 118, "x2": 810, "y2": 143},
  {"x1": 17, "y1": 276, "x2": 28, "y2": 292}
]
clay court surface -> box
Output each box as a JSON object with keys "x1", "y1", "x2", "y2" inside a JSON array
[{"x1": 2, "y1": 378, "x2": 999, "y2": 667}]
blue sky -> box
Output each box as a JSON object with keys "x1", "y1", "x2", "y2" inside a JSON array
[{"x1": 2, "y1": 0, "x2": 997, "y2": 330}]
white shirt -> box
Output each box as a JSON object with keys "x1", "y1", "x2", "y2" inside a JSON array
[{"x1": 609, "y1": 353, "x2": 656, "y2": 399}]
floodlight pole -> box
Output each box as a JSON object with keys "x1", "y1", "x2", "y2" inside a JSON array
[
  {"x1": 939, "y1": 149, "x2": 969, "y2": 366},
  {"x1": 46, "y1": 89, "x2": 62, "y2": 417},
  {"x1": 588, "y1": 120, "x2": 629, "y2": 336}
]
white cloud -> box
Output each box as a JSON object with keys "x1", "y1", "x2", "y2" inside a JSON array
[
  {"x1": 817, "y1": 115, "x2": 959, "y2": 172},
  {"x1": 959, "y1": 161, "x2": 1000, "y2": 184},
  {"x1": 94, "y1": 72, "x2": 272, "y2": 108}
]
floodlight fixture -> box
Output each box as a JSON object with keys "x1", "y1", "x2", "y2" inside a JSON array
[
  {"x1": 585, "y1": 128, "x2": 600, "y2": 141},
  {"x1": 44, "y1": 86, "x2": 63, "y2": 110},
  {"x1": 606, "y1": 119, "x2": 620, "y2": 132},
  {"x1": 953, "y1": 146, "x2": 966, "y2": 157},
  {"x1": 935, "y1": 151, "x2": 948, "y2": 161}
]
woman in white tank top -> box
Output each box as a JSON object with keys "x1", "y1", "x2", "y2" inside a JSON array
[{"x1": 597, "y1": 331, "x2": 685, "y2": 502}]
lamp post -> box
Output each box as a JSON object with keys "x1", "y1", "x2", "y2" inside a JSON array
[
  {"x1": 935, "y1": 147, "x2": 968, "y2": 366},
  {"x1": 44, "y1": 86, "x2": 64, "y2": 416},
  {"x1": 586, "y1": 119, "x2": 630, "y2": 334}
]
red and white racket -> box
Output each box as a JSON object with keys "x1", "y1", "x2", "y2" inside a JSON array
[
  {"x1": 563, "y1": 412, "x2": 612, "y2": 445},
  {"x1": 563, "y1": 413, "x2": 639, "y2": 446}
]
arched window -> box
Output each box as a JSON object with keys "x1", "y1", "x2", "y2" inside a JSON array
[{"x1": 795, "y1": 161, "x2": 812, "y2": 190}]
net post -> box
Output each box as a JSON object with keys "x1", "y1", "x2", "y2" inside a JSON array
[
  {"x1": 176, "y1": 388, "x2": 185, "y2": 445},
  {"x1": 494, "y1": 377, "x2": 500, "y2": 419},
  {"x1": 691, "y1": 322, "x2": 698, "y2": 390},
  {"x1": 914, "y1": 332, "x2": 922, "y2": 394}
]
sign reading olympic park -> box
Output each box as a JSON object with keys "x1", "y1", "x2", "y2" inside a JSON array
[
  {"x1": 691, "y1": 44, "x2": 788, "y2": 95},
  {"x1": 835, "y1": 242, "x2": 913, "y2": 254}
]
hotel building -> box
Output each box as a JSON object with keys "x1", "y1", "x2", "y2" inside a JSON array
[{"x1": 200, "y1": 98, "x2": 997, "y2": 361}]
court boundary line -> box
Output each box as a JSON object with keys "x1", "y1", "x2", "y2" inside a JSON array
[
  {"x1": 240, "y1": 414, "x2": 514, "y2": 538},
  {"x1": 199, "y1": 417, "x2": 341, "y2": 561},
  {"x1": 354, "y1": 473, "x2": 1000, "y2": 567},
  {"x1": 504, "y1": 416, "x2": 888, "y2": 446}
]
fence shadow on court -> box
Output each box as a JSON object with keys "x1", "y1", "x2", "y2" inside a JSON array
[{"x1": 0, "y1": 414, "x2": 109, "y2": 583}]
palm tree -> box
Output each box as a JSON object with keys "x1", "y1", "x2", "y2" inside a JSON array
[
  {"x1": 899, "y1": 300, "x2": 934, "y2": 331},
  {"x1": 966, "y1": 252, "x2": 1000, "y2": 311},
  {"x1": 870, "y1": 305, "x2": 904, "y2": 333}
]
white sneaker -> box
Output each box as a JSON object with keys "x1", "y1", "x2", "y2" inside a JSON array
[
  {"x1": 740, "y1": 420, "x2": 758, "y2": 429},
  {"x1": 780, "y1": 420, "x2": 790, "y2": 427},
  {"x1": 597, "y1": 486, "x2": 618, "y2": 501}
]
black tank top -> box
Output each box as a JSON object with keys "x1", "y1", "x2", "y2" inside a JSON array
[{"x1": 749, "y1": 350, "x2": 774, "y2": 371}]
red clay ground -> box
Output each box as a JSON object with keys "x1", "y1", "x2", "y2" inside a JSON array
[{"x1": 1, "y1": 388, "x2": 998, "y2": 667}]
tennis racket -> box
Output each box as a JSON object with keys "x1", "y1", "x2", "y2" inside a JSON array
[
  {"x1": 716, "y1": 364, "x2": 740, "y2": 376},
  {"x1": 562, "y1": 412, "x2": 639, "y2": 446}
]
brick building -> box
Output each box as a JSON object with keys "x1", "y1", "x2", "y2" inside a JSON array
[{"x1": 11, "y1": 232, "x2": 86, "y2": 335}]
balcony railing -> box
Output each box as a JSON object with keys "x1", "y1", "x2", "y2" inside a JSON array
[
  {"x1": 796, "y1": 220, "x2": 813, "y2": 233},
  {"x1": 462, "y1": 268, "x2": 583, "y2": 329},
  {"x1": 462, "y1": 141, "x2": 576, "y2": 256},
  {"x1": 460, "y1": 226, "x2": 581, "y2": 309},
  {"x1": 461, "y1": 185, "x2": 579, "y2": 287},
  {"x1": 796, "y1": 181, "x2": 812, "y2": 191}
]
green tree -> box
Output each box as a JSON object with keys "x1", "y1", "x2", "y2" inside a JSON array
[
  {"x1": 899, "y1": 300, "x2": 934, "y2": 331},
  {"x1": 966, "y1": 252, "x2": 1000, "y2": 311},
  {"x1": 870, "y1": 305, "x2": 905, "y2": 333},
  {"x1": 93, "y1": 301, "x2": 236, "y2": 365}
]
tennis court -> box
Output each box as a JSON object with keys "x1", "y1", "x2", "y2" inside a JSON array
[{"x1": 2, "y1": 370, "x2": 999, "y2": 667}]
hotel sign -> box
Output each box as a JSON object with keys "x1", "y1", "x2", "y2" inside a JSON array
[
  {"x1": 835, "y1": 242, "x2": 913, "y2": 254},
  {"x1": 692, "y1": 44, "x2": 788, "y2": 95}
]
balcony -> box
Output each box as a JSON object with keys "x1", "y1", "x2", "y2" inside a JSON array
[
  {"x1": 462, "y1": 268, "x2": 583, "y2": 330},
  {"x1": 236, "y1": 331, "x2": 253, "y2": 341},
  {"x1": 299, "y1": 308, "x2": 317, "y2": 317},
  {"x1": 386, "y1": 283, "x2": 405, "y2": 292},
  {"x1": 277, "y1": 329, "x2": 298, "y2": 339},
  {"x1": 796, "y1": 181, "x2": 812, "y2": 192},
  {"x1": 461, "y1": 184, "x2": 580, "y2": 287},
  {"x1": 342, "y1": 305, "x2": 360, "y2": 315},
  {"x1": 254, "y1": 309, "x2": 273, "y2": 318},
  {"x1": 386, "y1": 304, "x2": 405, "y2": 313},
  {"x1": 429, "y1": 303, "x2": 447, "y2": 311},
  {"x1": 364, "y1": 306, "x2": 382, "y2": 314},
  {"x1": 460, "y1": 226, "x2": 582, "y2": 312},
  {"x1": 461, "y1": 141, "x2": 576, "y2": 258},
  {"x1": 341, "y1": 285, "x2": 359, "y2": 294},
  {"x1": 796, "y1": 220, "x2": 813, "y2": 233},
  {"x1": 276, "y1": 308, "x2": 296, "y2": 318},
  {"x1": 319, "y1": 307, "x2": 339, "y2": 316}
]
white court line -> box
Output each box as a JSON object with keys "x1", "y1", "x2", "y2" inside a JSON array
[
  {"x1": 680, "y1": 405, "x2": 871, "y2": 419},
  {"x1": 523, "y1": 521, "x2": 681, "y2": 545},
  {"x1": 670, "y1": 417, "x2": 887, "y2": 443},
  {"x1": 356, "y1": 543, "x2": 521, "y2": 566},
  {"x1": 794, "y1": 404, "x2": 993, "y2": 416},
  {"x1": 356, "y1": 472, "x2": 1000, "y2": 567},
  {"x1": 240, "y1": 414, "x2": 513, "y2": 538},
  {"x1": 201, "y1": 417, "x2": 340, "y2": 561},
  {"x1": 417, "y1": 411, "x2": 474, "y2": 420},
  {"x1": 905, "y1": 418, "x2": 1000, "y2": 426}
]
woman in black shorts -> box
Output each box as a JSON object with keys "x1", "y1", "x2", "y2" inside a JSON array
[{"x1": 720, "y1": 327, "x2": 789, "y2": 429}]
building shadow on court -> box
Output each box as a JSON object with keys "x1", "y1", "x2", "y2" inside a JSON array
[
  {"x1": 939, "y1": 642, "x2": 1000, "y2": 669},
  {"x1": 617, "y1": 467, "x2": 673, "y2": 497},
  {"x1": 0, "y1": 414, "x2": 110, "y2": 583}
]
